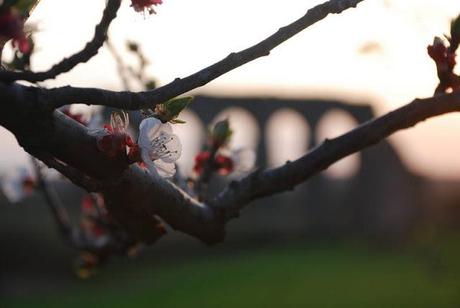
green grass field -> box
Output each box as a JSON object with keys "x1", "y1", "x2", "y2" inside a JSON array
[{"x1": 3, "y1": 239, "x2": 460, "y2": 308}]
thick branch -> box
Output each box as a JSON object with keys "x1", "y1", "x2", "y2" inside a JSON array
[
  {"x1": 6, "y1": 0, "x2": 458, "y2": 246},
  {"x1": 0, "y1": 0, "x2": 121, "y2": 83},
  {"x1": 3, "y1": 82, "x2": 460, "y2": 244},
  {"x1": 40, "y1": 0, "x2": 365, "y2": 110}
]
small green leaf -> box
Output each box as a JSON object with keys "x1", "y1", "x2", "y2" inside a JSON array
[
  {"x1": 154, "y1": 96, "x2": 193, "y2": 123},
  {"x1": 170, "y1": 119, "x2": 186, "y2": 124},
  {"x1": 164, "y1": 96, "x2": 192, "y2": 117}
]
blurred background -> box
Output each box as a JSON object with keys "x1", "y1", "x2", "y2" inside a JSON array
[{"x1": 2, "y1": 0, "x2": 460, "y2": 307}]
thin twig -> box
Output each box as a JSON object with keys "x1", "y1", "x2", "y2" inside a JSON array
[
  {"x1": 31, "y1": 157, "x2": 74, "y2": 241},
  {"x1": 5, "y1": 84, "x2": 460, "y2": 244},
  {"x1": 105, "y1": 39, "x2": 131, "y2": 91},
  {"x1": 35, "y1": 153, "x2": 103, "y2": 192},
  {"x1": 0, "y1": 0, "x2": 121, "y2": 83}
]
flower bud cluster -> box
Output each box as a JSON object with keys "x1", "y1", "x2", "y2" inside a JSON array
[
  {"x1": 427, "y1": 14, "x2": 460, "y2": 94},
  {"x1": 193, "y1": 119, "x2": 255, "y2": 178}
]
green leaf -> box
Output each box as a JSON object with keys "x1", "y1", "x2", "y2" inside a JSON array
[
  {"x1": 163, "y1": 96, "x2": 193, "y2": 118},
  {"x1": 170, "y1": 118, "x2": 186, "y2": 124},
  {"x1": 154, "y1": 96, "x2": 193, "y2": 123}
]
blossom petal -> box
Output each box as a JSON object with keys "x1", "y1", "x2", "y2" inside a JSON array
[
  {"x1": 138, "y1": 117, "x2": 162, "y2": 148},
  {"x1": 153, "y1": 160, "x2": 176, "y2": 178},
  {"x1": 159, "y1": 121, "x2": 173, "y2": 134},
  {"x1": 158, "y1": 133, "x2": 182, "y2": 163},
  {"x1": 141, "y1": 151, "x2": 160, "y2": 177},
  {"x1": 138, "y1": 118, "x2": 181, "y2": 178}
]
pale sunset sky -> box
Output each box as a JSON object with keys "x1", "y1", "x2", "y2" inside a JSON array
[{"x1": 2, "y1": 0, "x2": 460, "y2": 179}]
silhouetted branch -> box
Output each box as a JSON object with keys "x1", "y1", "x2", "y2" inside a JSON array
[
  {"x1": 6, "y1": 0, "x2": 459, "y2": 247},
  {"x1": 210, "y1": 91, "x2": 460, "y2": 220},
  {"x1": 3, "y1": 81, "x2": 460, "y2": 244},
  {"x1": 105, "y1": 39, "x2": 131, "y2": 91},
  {"x1": 39, "y1": 0, "x2": 365, "y2": 110},
  {"x1": 0, "y1": 0, "x2": 121, "y2": 83}
]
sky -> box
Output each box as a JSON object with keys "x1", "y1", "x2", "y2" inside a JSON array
[{"x1": 2, "y1": 0, "x2": 460, "y2": 179}]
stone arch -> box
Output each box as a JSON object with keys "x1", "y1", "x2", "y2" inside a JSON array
[
  {"x1": 188, "y1": 95, "x2": 395, "y2": 178},
  {"x1": 171, "y1": 110, "x2": 206, "y2": 175},
  {"x1": 265, "y1": 108, "x2": 310, "y2": 167}
]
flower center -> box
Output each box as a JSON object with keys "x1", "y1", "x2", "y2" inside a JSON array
[{"x1": 150, "y1": 132, "x2": 179, "y2": 161}]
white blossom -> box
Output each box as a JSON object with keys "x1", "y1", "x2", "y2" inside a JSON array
[{"x1": 138, "y1": 118, "x2": 182, "y2": 178}]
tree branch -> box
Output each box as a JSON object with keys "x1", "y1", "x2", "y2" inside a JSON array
[
  {"x1": 31, "y1": 157, "x2": 74, "y2": 241},
  {"x1": 39, "y1": 0, "x2": 365, "y2": 110},
  {"x1": 0, "y1": 0, "x2": 121, "y2": 83},
  {"x1": 6, "y1": 0, "x2": 458, "y2": 246},
  {"x1": 34, "y1": 153, "x2": 103, "y2": 192},
  {"x1": 3, "y1": 81, "x2": 460, "y2": 244},
  {"x1": 104, "y1": 91, "x2": 460, "y2": 244},
  {"x1": 105, "y1": 39, "x2": 131, "y2": 91}
]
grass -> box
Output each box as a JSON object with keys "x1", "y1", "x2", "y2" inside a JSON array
[{"x1": 3, "y1": 239, "x2": 460, "y2": 308}]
